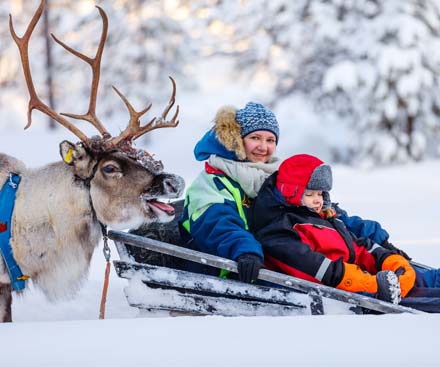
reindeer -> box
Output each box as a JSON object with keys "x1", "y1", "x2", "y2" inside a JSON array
[{"x1": 0, "y1": 0, "x2": 184, "y2": 322}]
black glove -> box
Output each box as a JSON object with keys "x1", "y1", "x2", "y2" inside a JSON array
[
  {"x1": 237, "y1": 253, "x2": 263, "y2": 283},
  {"x1": 376, "y1": 270, "x2": 401, "y2": 305},
  {"x1": 381, "y1": 240, "x2": 412, "y2": 260}
]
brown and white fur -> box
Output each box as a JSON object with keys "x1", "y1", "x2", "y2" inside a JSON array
[{"x1": 0, "y1": 141, "x2": 184, "y2": 322}]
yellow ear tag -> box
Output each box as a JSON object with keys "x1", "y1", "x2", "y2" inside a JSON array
[{"x1": 64, "y1": 148, "x2": 73, "y2": 164}]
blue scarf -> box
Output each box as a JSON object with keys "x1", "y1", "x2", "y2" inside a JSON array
[{"x1": 0, "y1": 173, "x2": 27, "y2": 291}]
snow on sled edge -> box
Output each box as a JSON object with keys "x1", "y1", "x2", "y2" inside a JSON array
[{"x1": 109, "y1": 230, "x2": 422, "y2": 316}]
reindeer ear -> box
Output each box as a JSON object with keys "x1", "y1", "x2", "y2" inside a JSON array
[
  {"x1": 60, "y1": 141, "x2": 95, "y2": 178},
  {"x1": 59, "y1": 141, "x2": 76, "y2": 165}
]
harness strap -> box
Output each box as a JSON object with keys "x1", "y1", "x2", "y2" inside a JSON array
[
  {"x1": 99, "y1": 222, "x2": 111, "y2": 320},
  {"x1": 0, "y1": 173, "x2": 28, "y2": 291},
  {"x1": 77, "y1": 159, "x2": 112, "y2": 319},
  {"x1": 78, "y1": 158, "x2": 101, "y2": 188}
]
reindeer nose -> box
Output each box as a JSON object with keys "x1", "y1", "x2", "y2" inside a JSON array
[
  {"x1": 143, "y1": 174, "x2": 184, "y2": 198},
  {"x1": 162, "y1": 175, "x2": 185, "y2": 197},
  {"x1": 163, "y1": 177, "x2": 178, "y2": 194}
]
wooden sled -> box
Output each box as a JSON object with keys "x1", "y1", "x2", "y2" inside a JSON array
[{"x1": 109, "y1": 201, "x2": 424, "y2": 316}]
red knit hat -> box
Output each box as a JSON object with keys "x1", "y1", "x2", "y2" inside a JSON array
[{"x1": 276, "y1": 154, "x2": 332, "y2": 206}]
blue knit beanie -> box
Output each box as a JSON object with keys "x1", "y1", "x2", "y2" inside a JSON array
[{"x1": 235, "y1": 102, "x2": 279, "y2": 143}]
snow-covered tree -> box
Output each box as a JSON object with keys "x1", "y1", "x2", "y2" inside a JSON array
[
  {"x1": 187, "y1": 0, "x2": 307, "y2": 94},
  {"x1": 304, "y1": 0, "x2": 440, "y2": 164},
  {"x1": 194, "y1": 0, "x2": 440, "y2": 164},
  {"x1": 0, "y1": 2, "x2": 19, "y2": 90},
  {"x1": 4, "y1": 0, "x2": 440, "y2": 164},
  {"x1": 0, "y1": 0, "x2": 49, "y2": 128},
  {"x1": 1, "y1": 0, "x2": 193, "y2": 133}
]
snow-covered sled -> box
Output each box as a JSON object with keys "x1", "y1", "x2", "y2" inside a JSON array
[{"x1": 109, "y1": 201, "x2": 425, "y2": 316}]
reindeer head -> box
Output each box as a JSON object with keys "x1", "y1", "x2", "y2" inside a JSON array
[
  {"x1": 59, "y1": 141, "x2": 184, "y2": 229},
  {"x1": 10, "y1": 0, "x2": 184, "y2": 229}
]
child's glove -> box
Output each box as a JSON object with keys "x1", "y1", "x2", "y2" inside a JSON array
[
  {"x1": 336, "y1": 263, "x2": 377, "y2": 293},
  {"x1": 237, "y1": 253, "x2": 263, "y2": 283},
  {"x1": 381, "y1": 254, "x2": 416, "y2": 297}
]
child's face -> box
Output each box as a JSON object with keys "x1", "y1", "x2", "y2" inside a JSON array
[{"x1": 303, "y1": 190, "x2": 323, "y2": 213}]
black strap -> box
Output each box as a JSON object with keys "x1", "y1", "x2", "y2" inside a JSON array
[
  {"x1": 79, "y1": 159, "x2": 101, "y2": 188},
  {"x1": 100, "y1": 222, "x2": 111, "y2": 261}
]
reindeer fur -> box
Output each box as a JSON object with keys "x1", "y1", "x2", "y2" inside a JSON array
[{"x1": 0, "y1": 149, "x2": 183, "y2": 322}]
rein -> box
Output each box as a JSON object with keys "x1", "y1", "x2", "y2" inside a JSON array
[
  {"x1": 99, "y1": 222, "x2": 111, "y2": 320},
  {"x1": 77, "y1": 160, "x2": 112, "y2": 320}
]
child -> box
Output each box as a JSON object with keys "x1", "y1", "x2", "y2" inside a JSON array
[{"x1": 250, "y1": 154, "x2": 419, "y2": 303}]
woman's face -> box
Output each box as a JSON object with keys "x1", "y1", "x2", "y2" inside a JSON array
[{"x1": 242, "y1": 131, "x2": 276, "y2": 163}]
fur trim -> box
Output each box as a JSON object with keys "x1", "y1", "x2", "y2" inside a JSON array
[{"x1": 214, "y1": 106, "x2": 246, "y2": 161}]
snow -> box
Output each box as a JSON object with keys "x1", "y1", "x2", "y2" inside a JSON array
[
  {"x1": 2, "y1": 2, "x2": 440, "y2": 364},
  {"x1": 2, "y1": 107, "x2": 440, "y2": 365},
  {"x1": 323, "y1": 61, "x2": 359, "y2": 92},
  {"x1": 3, "y1": 314, "x2": 438, "y2": 367}
]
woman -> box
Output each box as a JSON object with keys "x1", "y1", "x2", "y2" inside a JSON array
[{"x1": 180, "y1": 102, "x2": 280, "y2": 283}]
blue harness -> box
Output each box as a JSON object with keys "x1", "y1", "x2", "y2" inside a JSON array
[{"x1": 0, "y1": 173, "x2": 27, "y2": 291}]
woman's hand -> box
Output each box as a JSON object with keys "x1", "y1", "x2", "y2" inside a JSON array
[{"x1": 237, "y1": 253, "x2": 264, "y2": 283}]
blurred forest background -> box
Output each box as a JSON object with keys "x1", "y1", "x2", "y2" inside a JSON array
[{"x1": 1, "y1": 0, "x2": 440, "y2": 165}]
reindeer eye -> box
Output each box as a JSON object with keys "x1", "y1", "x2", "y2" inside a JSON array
[{"x1": 102, "y1": 165, "x2": 118, "y2": 174}]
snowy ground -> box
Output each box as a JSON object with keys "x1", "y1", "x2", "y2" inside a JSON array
[{"x1": 2, "y1": 87, "x2": 440, "y2": 365}]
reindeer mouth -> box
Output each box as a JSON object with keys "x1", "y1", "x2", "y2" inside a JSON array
[{"x1": 144, "y1": 200, "x2": 175, "y2": 216}]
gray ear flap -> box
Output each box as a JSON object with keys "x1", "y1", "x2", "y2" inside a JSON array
[
  {"x1": 59, "y1": 140, "x2": 76, "y2": 166},
  {"x1": 322, "y1": 191, "x2": 332, "y2": 209}
]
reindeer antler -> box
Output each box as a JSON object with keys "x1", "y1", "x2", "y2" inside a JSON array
[
  {"x1": 106, "y1": 77, "x2": 179, "y2": 149},
  {"x1": 9, "y1": 0, "x2": 92, "y2": 146},
  {"x1": 10, "y1": 0, "x2": 180, "y2": 153},
  {"x1": 51, "y1": 6, "x2": 110, "y2": 139}
]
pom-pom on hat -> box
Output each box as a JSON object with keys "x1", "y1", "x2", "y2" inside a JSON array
[{"x1": 235, "y1": 102, "x2": 279, "y2": 143}]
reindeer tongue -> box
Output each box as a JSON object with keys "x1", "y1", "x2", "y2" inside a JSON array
[{"x1": 149, "y1": 201, "x2": 175, "y2": 215}]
